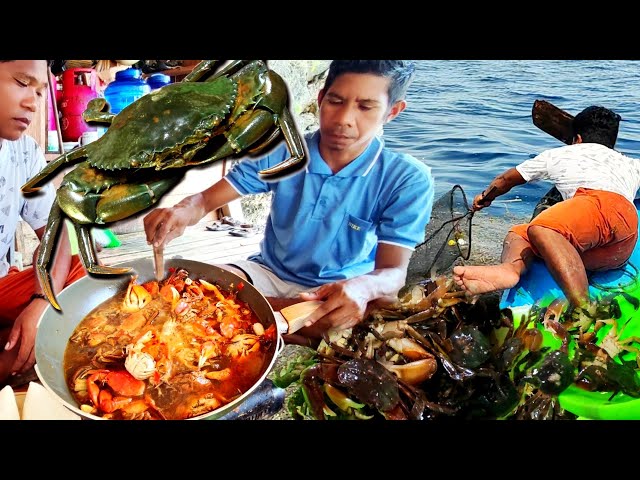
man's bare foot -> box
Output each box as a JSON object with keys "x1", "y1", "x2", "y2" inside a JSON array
[{"x1": 452, "y1": 264, "x2": 521, "y2": 296}]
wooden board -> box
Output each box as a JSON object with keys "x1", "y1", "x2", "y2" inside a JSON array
[
  {"x1": 98, "y1": 221, "x2": 263, "y2": 267},
  {"x1": 532, "y1": 99, "x2": 574, "y2": 145}
]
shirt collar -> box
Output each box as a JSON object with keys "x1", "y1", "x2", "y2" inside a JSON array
[{"x1": 306, "y1": 130, "x2": 384, "y2": 177}]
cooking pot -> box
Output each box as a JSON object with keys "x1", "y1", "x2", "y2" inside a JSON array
[{"x1": 34, "y1": 258, "x2": 283, "y2": 420}]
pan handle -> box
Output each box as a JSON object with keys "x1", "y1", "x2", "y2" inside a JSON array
[
  {"x1": 273, "y1": 313, "x2": 287, "y2": 354},
  {"x1": 274, "y1": 312, "x2": 289, "y2": 336}
]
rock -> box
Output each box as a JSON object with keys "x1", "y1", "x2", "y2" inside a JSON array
[{"x1": 268, "y1": 60, "x2": 331, "y2": 133}]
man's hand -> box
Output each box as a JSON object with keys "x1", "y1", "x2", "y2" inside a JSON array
[
  {"x1": 298, "y1": 278, "x2": 372, "y2": 332},
  {"x1": 144, "y1": 203, "x2": 198, "y2": 248},
  {"x1": 5, "y1": 298, "x2": 47, "y2": 375},
  {"x1": 472, "y1": 192, "x2": 492, "y2": 211},
  {"x1": 296, "y1": 244, "x2": 411, "y2": 334},
  {"x1": 144, "y1": 180, "x2": 242, "y2": 248}
]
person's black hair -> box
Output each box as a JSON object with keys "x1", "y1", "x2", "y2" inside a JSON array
[
  {"x1": 573, "y1": 105, "x2": 621, "y2": 149},
  {"x1": 323, "y1": 60, "x2": 416, "y2": 107}
]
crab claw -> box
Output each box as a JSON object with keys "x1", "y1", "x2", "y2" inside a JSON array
[
  {"x1": 257, "y1": 107, "x2": 307, "y2": 178},
  {"x1": 387, "y1": 338, "x2": 431, "y2": 361},
  {"x1": 542, "y1": 298, "x2": 569, "y2": 326},
  {"x1": 122, "y1": 275, "x2": 152, "y2": 312},
  {"x1": 382, "y1": 358, "x2": 438, "y2": 385},
  {"x1": 159, "y1": 284, "x2": 181, "y2": 310}
]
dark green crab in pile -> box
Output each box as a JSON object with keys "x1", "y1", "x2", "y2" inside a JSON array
[
  {"x1": 22, "y1": 60, "x2": 307, "y2": 311},
  {"x1": 274, "y1": 277, "x2": 640, "y2": 420}
]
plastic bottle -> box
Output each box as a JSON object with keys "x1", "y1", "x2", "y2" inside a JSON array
[
  {"x1": 104, "y1": 68, "x2": 151, "y2": 114},
  {"x1": 147, "y1": 73, "x2": 171, "y2": 91}
]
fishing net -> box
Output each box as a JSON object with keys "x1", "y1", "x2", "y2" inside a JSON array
[{"x1": 406, "y1": 184, "x2": 474, "y2": 282}]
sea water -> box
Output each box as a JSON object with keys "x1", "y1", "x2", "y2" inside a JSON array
[{"x1": 383, "y1": 60, "x2": 640, "y2": 218}]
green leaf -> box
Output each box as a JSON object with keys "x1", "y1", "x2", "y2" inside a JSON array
[
  {"x1": 287, "y1": 387, "x2": 314, "y2": 420},
  {"x1": 272, "y1": 352, "x2": 318, "y2": 388}
]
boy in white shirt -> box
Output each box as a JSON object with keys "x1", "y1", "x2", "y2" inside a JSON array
[{"x1": 453, "y1": 105, "x2": 640, "y2": 314}]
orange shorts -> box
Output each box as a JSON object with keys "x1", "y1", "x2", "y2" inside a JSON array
[
  {"x1": 0, "y1": 254, "x2": 86, "y2": 325},
  {"x1": 510, "y1": 188, "x2": 638, "y2": 271}
]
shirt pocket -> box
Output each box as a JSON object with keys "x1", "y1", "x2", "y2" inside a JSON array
[{"x1": 333, "y1": 213, "x2": 375, "y2": 266}]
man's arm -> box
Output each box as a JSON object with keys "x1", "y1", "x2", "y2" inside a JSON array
[
  {"x1": 474, "y1": 167, "x2": 526, "y2": 210},
  {"x1": 4, "y1": 223, "x2": 74, "y2": 374},
  {"x1": 350, "y1": 242, "x2": 412, "y2": 305},
  {"x1": 145, "y1": 140, "x2": 281, "y2": 248}
]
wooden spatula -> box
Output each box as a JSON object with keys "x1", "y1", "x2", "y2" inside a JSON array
[
  {"x1": 274, "y1": 300, "x2": 324, "y2": 334},
  {"x1": 153, "y1": 245, "x2": 164, "y2": 281}
]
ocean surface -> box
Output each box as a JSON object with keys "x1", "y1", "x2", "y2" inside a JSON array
[{"x1": 382, "y1": 60, "x2": 640, "y2": 218}]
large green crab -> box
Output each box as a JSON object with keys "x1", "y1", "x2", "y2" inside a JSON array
[{"x1": 21, "y1": 60, "x2": 307, "y2": 311}]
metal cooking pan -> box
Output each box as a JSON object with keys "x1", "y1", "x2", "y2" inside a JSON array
[{"x1": 34, "y1": 258, "x2": 282, "y2": 420}]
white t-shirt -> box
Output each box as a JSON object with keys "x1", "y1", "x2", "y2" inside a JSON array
[
  {"x1": 0, "y1": 136, "x2": 55, "y2": 277},
  {"x1": 516, "y1": 143, "x2": 640, "y2": 204}
]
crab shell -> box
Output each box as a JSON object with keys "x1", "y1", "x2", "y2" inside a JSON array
[
  {"x1": 86, "y1": 78, "x2": 236, "y2": 171},
  {"x1": 84, "y1": 61, "x2": 277, "y2": 172},
  {"x1": 125, "y1": 351, "x2": 156, "y2": 381}
]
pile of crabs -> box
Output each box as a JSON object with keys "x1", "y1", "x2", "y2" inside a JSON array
[{"x1": 274, "y1": 276, "x2": 640, "y2": 420}]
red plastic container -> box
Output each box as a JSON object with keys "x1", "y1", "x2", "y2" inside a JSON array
[
  {"x1": 59, "y1": 68, "x2": 98, "y2": 141},
  {"x1": 60, "y1": 115, "x2": 96, "y2": 143}
]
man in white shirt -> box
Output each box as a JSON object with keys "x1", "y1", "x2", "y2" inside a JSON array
[
  {"x1": 453, "y1": 105, "x2": 640, "y2": 314},
  {"x1": 0, "y1": 61, "x2": 86, "y2": 386}
]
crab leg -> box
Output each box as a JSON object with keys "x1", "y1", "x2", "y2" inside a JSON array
[
  {"x1": 95, "y1": 177, "x2": 182, "y2": 223},
  {"x1": 183, "y1": 60, "x2": 222, "y2": 82},
  {"x1": 197, "y1": 109, "x2": 274, "y2": 165},
  {"x1": 35, "y1": 200, "x2": 65, "y2": 311},
  {"x1": 75, "y1": 224, "x2": 131, "y2": 276},
  {"x1": 209, "y1": 60, "x2": 255, "y2": 81},
  {"x1": 247, "y1": 126, "x2": 282, "y2": 155},
  {"x1": 258, "y1": 107, "x2": 307, "y2": 177},
  {"x1": 82, "y1": 98, "x2": 116, "y2": 125},
  {"x1": 183, "y1": 60, "x2": 253, "y2": 83},
  {"x1": 22, "y1": 146, "x2": 88, "y2": 193}
]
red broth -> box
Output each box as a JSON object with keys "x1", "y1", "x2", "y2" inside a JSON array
[{"x1": 63, "y1": 269, "x2": 276, "y2": 419}]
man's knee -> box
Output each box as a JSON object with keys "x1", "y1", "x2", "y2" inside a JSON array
[
  {"x1": 503, "y1": 231, "x2": 525, "y2": 247},
  {"x1": 527, "y1": 224, "x2": 554, "y2": 245}
]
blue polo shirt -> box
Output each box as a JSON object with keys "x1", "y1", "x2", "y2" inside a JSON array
[{"x1": 224, "y1": 130, "x2": 434, "y2": 287}]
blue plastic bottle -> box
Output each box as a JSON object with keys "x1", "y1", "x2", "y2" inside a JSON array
[
  {"x1": 104, "y1": 68, "x2": 151, "y2": 114},
  {"x1": 148, "y1": 73, "x2": 171, "y2": 91}
]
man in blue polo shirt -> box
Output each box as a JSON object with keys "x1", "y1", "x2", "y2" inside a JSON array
[{"x1": 144, "y1": 60, "x2": 434, "y2": 338}]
